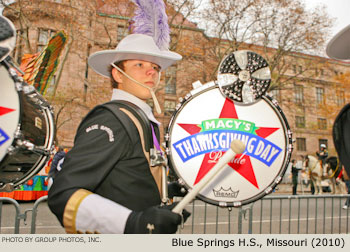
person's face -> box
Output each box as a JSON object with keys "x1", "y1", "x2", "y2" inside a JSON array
[{"x1": 112, "y1": 59, "x2": 160, "y2": 100}]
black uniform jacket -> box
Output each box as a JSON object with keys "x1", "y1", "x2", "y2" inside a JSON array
[{"x1": 48, "y1": 106, "x2": 161, "y2": 225}]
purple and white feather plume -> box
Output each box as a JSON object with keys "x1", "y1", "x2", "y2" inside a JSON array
[{"x1": 130, "y1": 0, "x2": 170, "y2": 50}]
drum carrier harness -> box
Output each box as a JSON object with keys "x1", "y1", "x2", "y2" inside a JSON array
[{"x1": 86, "y1": 100, "x2": 168, "y2": 203}]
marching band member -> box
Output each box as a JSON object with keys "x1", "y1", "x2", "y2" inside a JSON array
[{"x1": 48, "y1": 0, "x2": 190, "y2": 234}]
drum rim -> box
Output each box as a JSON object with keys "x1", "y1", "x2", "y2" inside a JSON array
[
  {"x1": 166, "y1": 86, "x2": 292, "y2": 207},
  {"x1": 13, "y1": 106, "x2": 55, "y2": 187},
  {"x1": 0, "y1": 63, "x2": 55, "y2": 190}
]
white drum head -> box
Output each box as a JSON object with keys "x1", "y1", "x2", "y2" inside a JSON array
[
  {"x1": 0, "y1": 65, "x2": 20, "y2": 162},
  {"x1": 167, "y1": 86, "x2": 292, "y2": 206}
]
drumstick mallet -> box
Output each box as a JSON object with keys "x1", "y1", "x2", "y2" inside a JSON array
[{"x1": 172, "y1": 139, "x2": 246, "y2": 214}]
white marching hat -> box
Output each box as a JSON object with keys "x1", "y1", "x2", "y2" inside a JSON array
[
  {"x1": 326, "y1": 24, "x2": 350, "y2": 61},
  {"x1": 88, "y1": 34, "x2": 182, "y2": 77}
]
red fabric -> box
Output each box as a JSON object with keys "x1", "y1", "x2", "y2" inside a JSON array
[
  {"x1": 337, "y1": 169, "x2": 343, "y2": 179},
  {"x1": 0, "y1": 191, "x2": 48, "y2": 200}
]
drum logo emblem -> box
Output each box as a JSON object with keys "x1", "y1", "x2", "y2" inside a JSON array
[
  {"x1": 172, "y1": 98, "x2": 282, "y2": 190},
  {"x1": 213, "y1": 187, "x2": 239, "y2": 198}
]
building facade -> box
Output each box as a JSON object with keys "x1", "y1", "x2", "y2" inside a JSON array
[{"x1": 4, "y1": 0, "x2": 350, "y2": 162}]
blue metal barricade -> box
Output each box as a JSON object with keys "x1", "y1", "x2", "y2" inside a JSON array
[
  {"x1": 0, "y1": 197, "x2": 23, "y2": 234},
  {"x1": 1, "y1": 193, "x2": 349, "y2": 234},
  {"x1": 177, "y1": 194, "x2": 350, "y2": 234}
]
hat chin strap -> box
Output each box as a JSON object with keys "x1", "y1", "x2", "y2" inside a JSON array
[{"x1": 111, "y1": 63, "x2": 162, "y2": 114}]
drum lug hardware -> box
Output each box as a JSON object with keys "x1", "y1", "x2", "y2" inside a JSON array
[
  {"x1": 8, "y1": 68, "x2": 17, "y2": 78},
  {"x1": 233, "y1": 201, "x2": 242, "y2": 207},
  {"x1": 23, "y1": 85, "x2": 35, "y2": 94},
  {"x1": 275, "y1": 176, "x2": 282, "y2": 184},
  {"x1": 14, "y1": 127, "x2": 22, "y2": 139},
  {"x1": 175, "y1": 103, "x2": 182, "y2": 111},
  {"x1": 16, "y1": 139, "x2": 50, "y2": 155},
  {"x1": 271, "y1": 99, "x2": 279, "y2": 106},
  {"x1": 180, "y1": 187, "x2": 187, "y2": 194},
  {"x1": 184, "y1": 93, "x2": 192, "y2": 101},
  {"x1": 164, "y1": 133, "x2": 169, "y2": 141},
  {"x1": 6, "y1": 146, "x2": 16, "y2": 155},
  {"x1": 177, "y1": 178, "x2": 185, "y2": 186},
  {"x1": 192, "y1": 80, "x2": 203, "y2": 90},
  {"x1": 150, "y1": 148, "x2": 167, "y2": 167},
  {"x1": 219, "y1": 201, "x2": 228, "y2": 208},
  {"x1": 15, "y1": 81, "x2": 23, "y2": 91},
  {"x1": 265, "y1": 186, "x2": 273, "y2": 194}
]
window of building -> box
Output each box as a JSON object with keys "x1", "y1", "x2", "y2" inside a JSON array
[
  {"x1": 296, "y1": 138, "x2": 306, "y2": 151},
  {"x1": 38, "y1": 29, "x2": 56, "y2": 52},
  {"x1": 165, "y1": 65, "x2": 177, "y2": 94},
  {"x1": 294, "y1": 84, "x2": 303, "y2": 104},
  {"x1": 336, "y1": 90, "x2": 345, "y2": 106},
  {"x1": 318, "y1": 139, "x2": 328, "y2": 149},
  {"x1": 295, "y1": 116, "x2": 305, "y2": 128},
  {"x1": 316, "y1": 87, "x2": 325, "y2": 105},
  {"x1": 164, "y1": 100, "x2": 176, "y2": 116},
  {"x1": 117, "y1": 25, "x2": 128, "y2": 42},
  {"x1": 317, "y1": 118, "x2": 327, "y2": 130},
  {"x1": 298, "y1": 65, "x2": 302, "y2": 74},
  {"x1": 320, "y1": 69, "x2": 324, "y2": 76},
  {"x1": 292, "y1": 65, "x2": 296, "y2": 73}
]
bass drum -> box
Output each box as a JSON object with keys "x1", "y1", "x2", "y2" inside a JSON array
[
  {"x1": 166, "y1": 83, "x2": 292, "y2": 207},
  {"x1": 0, "y1": 61, "x2": 55, "y2": 192}
]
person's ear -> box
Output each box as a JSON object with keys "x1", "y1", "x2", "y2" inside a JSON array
[{"x1": 112, "y1": 67, "x2": 123, "y2": 83}]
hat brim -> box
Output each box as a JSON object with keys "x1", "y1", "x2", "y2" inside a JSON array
[
  {"x1": 326, "y1": 25, "x2": 350, "y2": 61},
  {"x1": 88, "y1": 50, "x2": 182, "y2": 78}
]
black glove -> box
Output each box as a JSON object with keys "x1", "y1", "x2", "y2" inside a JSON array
[
  {"x1": 168, "y1": 181, "x2": 187, "y2": 198},
  {"x1": 124, "y1": 203, "x2": 190, "y2": 234}
]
